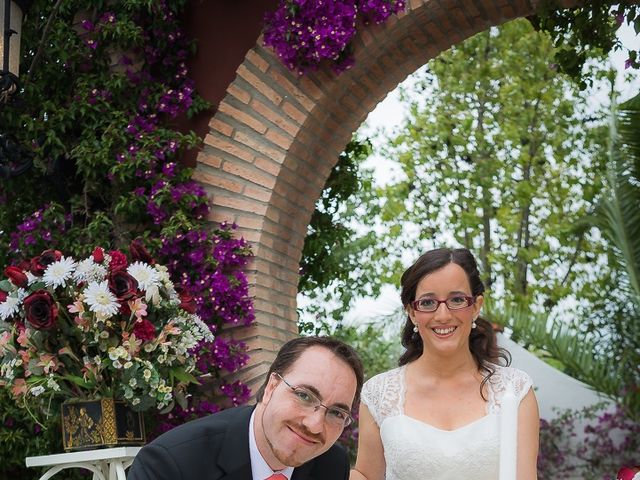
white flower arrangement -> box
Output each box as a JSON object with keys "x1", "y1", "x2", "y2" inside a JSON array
[{"x1": 0, "y1": 245, "x2": 213, "y2": 414}]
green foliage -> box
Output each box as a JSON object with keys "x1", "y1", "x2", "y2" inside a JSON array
[
  {"x1": 0, "y1": 0, "x2": 207, "y2": 262},
  {"x1": 590, "y1": 91, "x2": 640, "y2": 415},
  {"x1": 0, "y1": 389, "x2": 64, "y2": 480},
  {"x1": 298, "y1": 136, "x2": 386, "y2": 323},
  {"x1": 375, "y1": 19, "x2": 611, "y2": 313},
  {"x1": 486, "y1": 302, "x2": 622, "y2": 402},
  {"x1": 485, "y1": 93, "x2": 640, "y2": 418},
  {"x1": 529, "y1": 0, "x2": 640, "y2": 88},
  {"x1": 0, "y1": 0, "x2": 215, "y2": 472}
]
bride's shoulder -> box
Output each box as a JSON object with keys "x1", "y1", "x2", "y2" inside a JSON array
[
  {"x1": 488, "y1": 364, "x2": 534, "y2": 402},
  {"x1": 364, "y1": 366, "x2": 403, "y2": 387},
  {"x1": 361, "y1": 367, "x2": 404, "y2": 423}
]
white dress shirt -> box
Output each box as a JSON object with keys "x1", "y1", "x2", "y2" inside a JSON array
[{"x1": 249, "y1": 410, "x2": 294, "y2": 480}]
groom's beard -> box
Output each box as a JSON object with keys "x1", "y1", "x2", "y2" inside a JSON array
[{"x1": 263, "y1": 418, "x2": 327, "y2": 467}]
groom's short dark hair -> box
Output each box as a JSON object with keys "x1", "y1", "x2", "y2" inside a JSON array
[{"x1": 254, "y1": 336, "x2": 363, "y2": 405}]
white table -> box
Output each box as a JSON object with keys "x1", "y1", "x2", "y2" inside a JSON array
[{"x1": 25, "y1": 446, "x2": 142, "y2": 480}]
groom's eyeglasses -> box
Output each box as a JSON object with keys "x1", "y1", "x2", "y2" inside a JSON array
[{"x1": 274, "y1": 373, "x2": 353, "y2": 428}]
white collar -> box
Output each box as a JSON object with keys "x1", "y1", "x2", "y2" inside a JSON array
[{"x1": 249, "y1": 409, "x2": 294, "y2": 480}]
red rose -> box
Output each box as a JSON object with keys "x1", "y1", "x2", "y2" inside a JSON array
[
  {"x1": 109, "y1": 250, "x2": 128, "y2": 271},
  {"x1": 133, "y1": 319, "x2": 156, "y2": 342},
  {"x1": 176, "y1": 286, "x2": 197, "y2": 314},
  {"x1": 92, "y1": 247, "x2": 105, "y2": 263},
  {"x1": 30, "y1": 250, "x2": 62, "y2": 276},
  {"x1": 16, "y1": 260, "x2": 30, "y2": 271},
  {"x1": 23, "y1": 290, "x2": 58, "y2": 330},
  {"x1": 0, "y1": 290, "x2": 7, "y2": 303},
  {"x1": 4, "y1": 266, "x2": 28, "y2": 287},
  {"x1": 107, "y1": 270, "x2": 138, "y2": 301},
  {"x1": 29, "y1": 257, "x2": 46, "y2": 276},
  {"x1": 129, "y1": 239, "x2": 155, "y2": 265},
  {"x1": 41, "y1": 249, "x2": 62, "y2": 265},
  {"x1": 618, "y1": 466, "x2": 640, "y2": 480}
]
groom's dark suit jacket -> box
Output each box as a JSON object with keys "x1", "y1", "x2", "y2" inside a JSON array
[{"x1": 127, "y1": 405, "x2": 350, "y2": 480}]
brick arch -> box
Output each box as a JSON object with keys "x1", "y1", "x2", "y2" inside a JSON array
[{"x1": 193, "y1": 0, "x2": 549, "y2": 392}]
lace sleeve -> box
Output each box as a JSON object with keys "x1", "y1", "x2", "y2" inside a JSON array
[
  {"x1": 360, "y1": 367, "x2": 404, "y2": 427},
  {"x1": 488, "y1": 366, "x2": 533, "y2": 413}
]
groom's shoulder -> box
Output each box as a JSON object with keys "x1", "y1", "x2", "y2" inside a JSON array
[
  {"x1": 309, "y1": 442, "x2": 350, "y2": 476},
  {"x1": 149, "y1": 405, "x2": 252, "y2": 449}
]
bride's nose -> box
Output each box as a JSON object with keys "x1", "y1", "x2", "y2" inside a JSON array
[{"x1": 432, "y1": 301, "x2": 452, "y2": 321}]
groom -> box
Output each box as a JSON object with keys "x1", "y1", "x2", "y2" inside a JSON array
[{"x1": 127, "y1": 336, "x2": 364, "y2": 479}]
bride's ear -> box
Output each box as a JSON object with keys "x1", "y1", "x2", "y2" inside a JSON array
[
  {"x1": 406, "y1": 305, "x2": 415, "y2": 322},
  {"x1": 473, "y1": 295, "x2": 484, "y2": 317}
]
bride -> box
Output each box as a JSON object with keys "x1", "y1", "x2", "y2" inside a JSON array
[{"x1": 350, "y1": 248, "x2": 539, "y2": 480}]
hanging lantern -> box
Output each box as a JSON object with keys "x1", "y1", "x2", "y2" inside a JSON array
[
  {"x1": 1, "y1": 0, "x2": 34, "y2": 176},
  {"x1": 1, "y1": 0, "x2": 30, "y2": 103}
]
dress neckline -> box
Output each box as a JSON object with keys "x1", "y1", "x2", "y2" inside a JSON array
[{"x1": 397, "y1": 364, "x2": 496, "y2": 432}]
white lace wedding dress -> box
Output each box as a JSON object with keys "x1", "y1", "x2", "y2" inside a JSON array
[{"x1": 361, "y1": 364, "x2": 533, "y2": 480}]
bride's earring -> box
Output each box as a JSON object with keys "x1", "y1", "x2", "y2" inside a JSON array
[
  {"x1": 472, "y1": 318, "x2": 477, "y2": 329},
  {"x1": 413, "y1": 324, "x2": 418, "y2": 333}
]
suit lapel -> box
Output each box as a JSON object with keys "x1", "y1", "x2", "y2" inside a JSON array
[
  {"x1": 291, "y1": 460, "x2": 315, "y2": 480},
  {"x1": 216, "y1": 406, "x2": 254, "y2": 480}
]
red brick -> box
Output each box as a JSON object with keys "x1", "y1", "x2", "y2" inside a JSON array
[
  {"x1": 349, "y1": 80, "x2": 368, "y2": 101},
  {"x1": 235, "y1": 215, "x2": 265, "y2": 230},
  {"x1": 458, "y1": 0, "x2": 482, "y2": 18},
  {"x1": 218, "y1": 101, "x2": 267, "y2": 134},
  {"x1": 243, "y1": 185, "x2": 272, "y2": 203},
  {"x1": 192, "y1": 169, "x2": 244, "y2": 194},
  {"x1": 238, "y1": 64, "x2": 283, "y2": 105},
  {"x1": 204, "y1": 133, "x2": 255, "y2": 163},
  {"x1": 264, "y1": 129, "x2": 292, "y2": 151},
  {"x1": 246, "y1": 49, "x2": 270, "y2": 73},
  {"x1": 480, "y1": 0, "x2": 502, "y2": 22},
  {"x1": 197, "y1": 152, "x2": 222, "y2": 169},
  {"x1": 500, "y1": 3, "x2": 516, "y2": 18},
  {"x1": 209, "y1": 117, "x2": 234, "y2": 137},
  {"x1": 450, "y1": 7, "x2": 472, "y2": 29},
  {"x1": 360, "y1": 25, "x2": 375, "y2": 47},
  {"x1": 213, "y1": 196, "x2": 268, "y2": 216},
  {"x1": 234, "y1": 130, "x2": 286, "y2": 163},
  {"x1": 298, "y1": 76, "x2": 323, "y2": 101},
  {"x1": 269, "y1": 69, "x2": 314, "y2": 112},
  {"x1": 254, "y1": 156, "x2": 282, "y2": 176},
  {"x1": 251, "y1": 99, "x2": 300, "y2": 135},
  {"x1": 237, "y1": 229, "x2": 261, "y2": 243},
  {"x1": 207, "y1": 209, "x2": 238, "y2": 225},
  {"x1": 227, "y1": 83, "x2": 251, "y2": 104},
  {"x1": 282, "y1": 101, "x2": 307, "y2": 124},
  {"x1": 222, "y1": 159, "x2": 277, "y2": 189}
]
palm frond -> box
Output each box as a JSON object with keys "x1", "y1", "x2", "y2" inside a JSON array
[
  {"x1": 485, "y1": 302, "x2": 621, "y2": 399},
  {"x1": 618, "y1": 92, "x2": 640, "y2": 180},
  {"x1": 596, "y1": 93, "x2": 640, "y2": 311}
]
